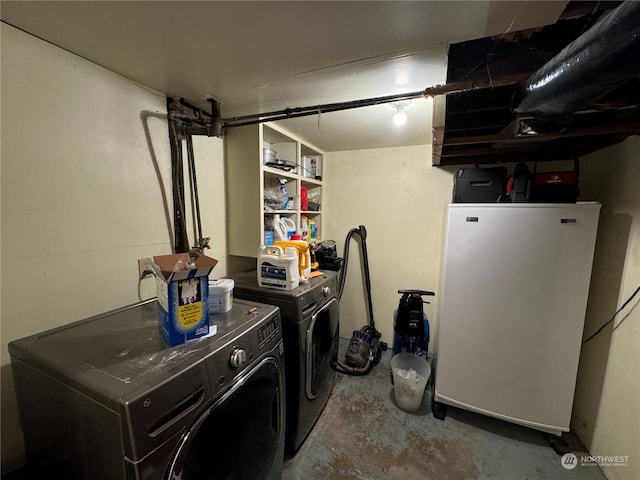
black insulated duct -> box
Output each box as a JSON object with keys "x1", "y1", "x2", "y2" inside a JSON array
[{"x1": 514, "y1": 0, "x2": 640, "y2": 117}]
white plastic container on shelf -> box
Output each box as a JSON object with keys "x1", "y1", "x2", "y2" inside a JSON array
[
  {"x1": 300, "y1": 216, "x2": 309, "y2": 241},
  {"x1": 271, "y1": 214, "x2": 288, "y2": 241},
  {"x1": 301, "y1": 155, "x2": 322, "y2": 179},
  {"x1": 280, "y1": 217, "x2": 297, "y2": 239},
  {"x1": 257, "y1": 245, "x2": 299, "y2": 290},
  {"x1": 208, "y1": 278, "x2": 234, "y2": 313}
]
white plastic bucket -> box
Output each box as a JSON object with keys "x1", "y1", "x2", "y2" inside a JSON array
[
  {"x1": 391, "y1": 353, "x2": 431, "y2": 412},
  {"x1": 208, "y1": 278, "x2": 234, "y2": 313}
]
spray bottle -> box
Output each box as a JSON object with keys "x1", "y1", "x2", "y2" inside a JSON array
[{"x1": 279, "y1": 179, "x2": 289, "y2": 210}]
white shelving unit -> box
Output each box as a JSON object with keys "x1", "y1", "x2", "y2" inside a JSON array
[{"x1": 225, "y1": 122, "x2": 324, "y2": 257}]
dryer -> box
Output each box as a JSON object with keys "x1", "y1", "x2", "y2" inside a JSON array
[
  {"x1": 229, "y1": 270, "x2": 340, "y2": 453},
  {"x1": 9, "y1": 299, "x2": 285, "y2": 480}
]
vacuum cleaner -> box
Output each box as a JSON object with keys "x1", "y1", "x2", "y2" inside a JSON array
[
  {"x1": 392, "y1": 289, "x2": 435, "y2": 358},
  {"x1": 332, "y1": 225, "x2": 387, "y2": 376},
  {"x1": 314, "y1": 240, "x2": 343, "y2": 271}
]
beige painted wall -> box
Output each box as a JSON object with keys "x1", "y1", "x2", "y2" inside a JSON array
[
  {"x1": 324, "y1": 146, "x2": 454, "y2": 347},
  {"x1": 0, "y1": 25, "x2": 227, "y2": 472},
  {"x1": 573, "y1": 137, "x2": 640, "y2": 480}
]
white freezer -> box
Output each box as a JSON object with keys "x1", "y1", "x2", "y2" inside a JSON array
[{"x1": 434, "y1": 203, "x2": 600, "y2": 435}]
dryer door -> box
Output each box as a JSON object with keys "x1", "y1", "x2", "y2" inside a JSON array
[
  {"x1": 306, "y1": 297, "x2": 340, "y2": 399},
  {"x1": 166, "y1": 356, "x2": 284, "y2": 480}
]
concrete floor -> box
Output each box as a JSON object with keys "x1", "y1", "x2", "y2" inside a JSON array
[{"x1": 282, "y1": 343, "x2": 606, "y2": 480}]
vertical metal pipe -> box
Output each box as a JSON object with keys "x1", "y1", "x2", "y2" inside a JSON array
[
  {"x1": 185, "y1": 134, "x2": 203, "y2": 246},
  {"x1": 168, "y1": 108, "x2": 190, "y2": 253}
]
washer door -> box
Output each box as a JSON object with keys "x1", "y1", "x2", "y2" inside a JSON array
[
  {"x1": 306, "y1": 297, "x2": 340, "y2": 399},
  {"x1": 167, "y1": 357, "x2": 284, "y2": 480}
]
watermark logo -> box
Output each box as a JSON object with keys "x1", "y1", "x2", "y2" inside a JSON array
[
  {"x1": 561, "y1": 453, "x2": 630, "y2": 469},
  {"x1": 561, "y1": 453, "x2": 578, "y2": 470}
]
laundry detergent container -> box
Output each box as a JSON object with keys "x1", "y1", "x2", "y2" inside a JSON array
[{"x1": 391, "y1": 353, "x2": 431, "y2": 412}]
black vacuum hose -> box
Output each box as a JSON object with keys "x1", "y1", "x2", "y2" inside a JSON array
[
  {"x1": 334, "y1": 225, "x2": 381, "y2": 376},
  {"x1": 333, "y1": 357, "x2": 375, "y2": 376},
  {"x1": 336, "y1": 227, "x2": 357, "y2": 300},
  {"x1": 337, "y1": 226, "x2": 375, "y2": 331}
]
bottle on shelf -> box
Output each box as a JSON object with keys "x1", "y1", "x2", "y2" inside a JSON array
[
  {"x1": 279, "y1": 179, "x2": 289, "y2": 210},
  {"x1": 271, "y1": 214, "x2": 288, "y2": 241},
  {"x1": 308, "y1": 218, "x2": 317, "y2": 241},
  {"x1": 280, "y1": 217, "x2": 297, "y2": 239},
  {"x1": 300, "y1": 215, "x2": 309, "y2": 241},
  {"x1": 300, "y1": 185, "x2": 308, "y2": 211}
]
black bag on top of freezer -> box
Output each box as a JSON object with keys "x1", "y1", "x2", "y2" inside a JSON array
[
  {"x1": 531, "y1": 158, "x2": 579, "y2": 203},
  {"x1": 507, "y1": 163, "x2": 533, "y2": 202},
  {"x1": 453, "y1": 167, "x2": 507, "y2": 203}
]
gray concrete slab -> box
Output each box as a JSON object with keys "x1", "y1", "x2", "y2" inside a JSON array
[{"x1": 283, "y1": 343, "x2": 606, "y2": 480}]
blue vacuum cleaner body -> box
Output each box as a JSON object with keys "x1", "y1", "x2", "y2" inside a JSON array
[{"x1": 392, "y1": 290, "x2": 435, "y2": 359}]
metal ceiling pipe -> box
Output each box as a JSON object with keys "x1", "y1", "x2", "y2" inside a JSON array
[{"x1": 514, "y1": 0, "x2": 640, "y2": 117}]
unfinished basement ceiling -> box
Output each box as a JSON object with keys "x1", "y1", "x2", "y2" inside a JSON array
[
  {"x1": 434, "y1": 0, "x2": 640, "y2": 166},
  {"x1": 5, "y1": 1, "x2": 637, "y2": 163},
  {"x1": 1, "y1": 1, "x2": 568, "y2": 153}
]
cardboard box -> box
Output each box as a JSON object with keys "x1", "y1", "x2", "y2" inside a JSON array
[{"x1": 152, "y1": 253, "x2": 218, "y2": 346}]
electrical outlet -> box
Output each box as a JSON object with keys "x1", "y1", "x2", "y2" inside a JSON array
[{"x1": 138, "y1": 257, "x2": 155, "y2": 279}]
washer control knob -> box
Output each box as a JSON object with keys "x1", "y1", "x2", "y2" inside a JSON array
[
  {"x1": 229, "y1": 348, "x2": 247, "y2": 369},
  {"x1": 322, "y1": 286, "x2": 331, "y2": 297}
]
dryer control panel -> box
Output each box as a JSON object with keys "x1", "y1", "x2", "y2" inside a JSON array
[{"x1": 257, "y1": 314, "x2": 281, "y2": 351}]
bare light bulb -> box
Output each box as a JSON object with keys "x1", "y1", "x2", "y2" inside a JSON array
[{"x1": 393, "y1": 108, "x2": 407, "y2": 126}]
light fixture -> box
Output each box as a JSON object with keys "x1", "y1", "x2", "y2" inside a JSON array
[{"x1": 391, "y1": 100, "x2": 411, "y2": 126}]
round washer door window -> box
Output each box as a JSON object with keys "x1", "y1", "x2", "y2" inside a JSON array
[
  {"x1": 306, "y1": 297, "x2": 340, "y2": 399},
  {"x1": 167, "y1": 358, "x2": 283, "y2": 480}
]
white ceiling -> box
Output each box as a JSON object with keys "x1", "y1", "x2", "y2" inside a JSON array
[{"x1": 1, "y1": 1, "x2": 566, "y2": 152}]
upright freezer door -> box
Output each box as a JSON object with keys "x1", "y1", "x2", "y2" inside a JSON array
[{"x1": 435, "y1": 203, "x2": 600, "y2": 434}]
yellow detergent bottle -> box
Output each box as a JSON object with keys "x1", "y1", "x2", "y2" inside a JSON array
[{"x1": 274, "y1": 236, "x2": 311, "y2": 283}]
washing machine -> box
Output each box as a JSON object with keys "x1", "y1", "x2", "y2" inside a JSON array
[
  {"x1": 9, "y1": 298, "x2": 285, "y2": 480},
  {"x1": 229, "y1": 270, "x2": 340, "y2": 453}
]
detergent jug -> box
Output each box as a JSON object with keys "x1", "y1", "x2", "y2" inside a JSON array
[
  {"x1": 280, "y1": 216, "x2": 297, "y2": 239},
  {"x1": 274, "y1": 237, "x2": 311, "y2": 283},
  {"x1": 270, "y1": 214, "x2": 288, "y2": 241},
  {"x1": 257, "y1": 245, "x2": 299, "y2": 290}
]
